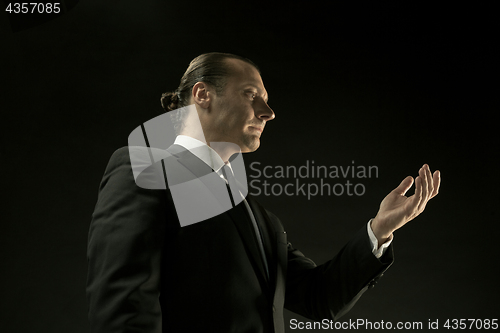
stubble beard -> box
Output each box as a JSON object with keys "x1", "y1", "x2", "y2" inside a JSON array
[{"x1": 241, "y1": 132, "x2": 260, "y2": 153}]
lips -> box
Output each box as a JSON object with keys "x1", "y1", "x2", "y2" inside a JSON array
[{"x1": 249, "y1": 126, "x2": 263, "y2": 133}]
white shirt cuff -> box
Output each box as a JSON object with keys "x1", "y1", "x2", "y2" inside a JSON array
[{"x1": 367, "y1": 219, "x2": 393, "y2": 258}]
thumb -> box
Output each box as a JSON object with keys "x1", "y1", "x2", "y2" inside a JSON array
[{"x1": 393, "y1": 176, "x2": 414, "y2": 196}]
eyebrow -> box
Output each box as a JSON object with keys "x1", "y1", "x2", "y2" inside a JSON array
[{"x1": 244, "y1": 84, "x2": 269, "y2": 103}]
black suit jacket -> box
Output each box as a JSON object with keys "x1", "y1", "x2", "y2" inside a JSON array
[{"x1": 86, "y1": 146, "x2": 393, "y2": 333}]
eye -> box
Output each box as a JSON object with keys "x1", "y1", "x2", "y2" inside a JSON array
[{"x1": 246, "y1": 91, "x2": 257, "y2": 100}]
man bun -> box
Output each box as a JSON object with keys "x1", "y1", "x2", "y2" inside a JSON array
[{"x1": 160, "y1": 91, "x2": 180, "y2": 111}]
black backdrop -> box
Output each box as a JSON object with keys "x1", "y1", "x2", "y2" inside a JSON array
[{"x1": 1, "y1": 1, "x2": 498, "y2": 332}]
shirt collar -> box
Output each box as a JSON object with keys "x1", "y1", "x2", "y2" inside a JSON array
[{"x1": 173, "y1": 135, "x2": 228, "y2": 173}]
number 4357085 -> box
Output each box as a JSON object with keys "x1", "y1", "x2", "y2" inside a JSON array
[
  {"x1": 6, "y1": 3, "x2": 61, "y2": 14},
  {"x1": 444, "y1": 319, "x2": 498, "y2": 330}
]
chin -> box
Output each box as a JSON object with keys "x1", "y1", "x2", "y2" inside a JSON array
[
  {"x1": 237, "y1": 132, "x2": 261, "y2": 152},
  {"x1": 246, "y1": 140, "x2": 261, "y2": 153},
  {"x1": 238, "y1": 138, "x2": 260, "y2": 153}
]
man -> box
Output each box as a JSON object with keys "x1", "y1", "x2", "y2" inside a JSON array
[{"x1": 86, "y1": 53, "x2": 440, "y2": 332}]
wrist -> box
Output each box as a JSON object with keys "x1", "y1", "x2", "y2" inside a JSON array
[{"x1": 371, "y1": 216, "x2": 393, "y2": 244}]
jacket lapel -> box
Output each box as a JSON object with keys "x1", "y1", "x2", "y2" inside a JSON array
[
  {"x1": 247, "y1": 196, "x2": 289, "y2": 297},
  {"x1": 226, "y1": 201, "x2": 270, "y2": 289},
  {"x1": 246, "y1": 197, "x2": 277, "y2": 286}
]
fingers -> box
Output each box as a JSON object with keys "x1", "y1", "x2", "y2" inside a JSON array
[
  {"x1": 394, "y1": 176, "x2": 414, "y2": 196},
  {"x1": 417, "y1": 164, "x2": 440, "y2": 210},
  {"x1": 417, "y1": 166, "x2": 428, "y2": 209},
  {"x1": 414, "y1": 174, "x2": 422, "y2": 198},
  {"x1": 414, "y1": 173, "x2": 423, "y2": 206},
  {"x1": 431, "y1": 170, "x2": 441, "y2": 198},
  {"x1": 424, "y1": 164, "x2": 433, "y2": 200}
]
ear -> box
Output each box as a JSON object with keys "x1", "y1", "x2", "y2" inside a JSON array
[{"x1": 192, "y1": 82, "x2": 212, "y2": 109}]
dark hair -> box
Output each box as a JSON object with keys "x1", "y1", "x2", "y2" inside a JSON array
[{"x1": 160, "y1": 52, "x2": 259, "y2": 112}]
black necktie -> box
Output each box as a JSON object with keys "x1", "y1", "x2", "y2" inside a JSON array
[{"x1": 220, "y1": 164, "x2": 240, "y2": 207}]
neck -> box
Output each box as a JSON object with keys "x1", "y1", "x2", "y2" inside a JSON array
[{"x1": 207, "y1": 142, "x2": 241, "y2": 163}]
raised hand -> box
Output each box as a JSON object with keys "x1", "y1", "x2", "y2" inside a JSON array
[{"x1": 371, "y1": 164, "x2": 441, "y2": 244}]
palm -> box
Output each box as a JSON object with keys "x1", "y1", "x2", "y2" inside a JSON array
[
  {"x1": 376, "y1": 186, "x2": 421, "y2": 231},
  {"x1": 372, "y1": 165, "x2": 440, "y2": 239}
]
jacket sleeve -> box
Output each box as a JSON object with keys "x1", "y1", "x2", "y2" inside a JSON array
[
  {"x1": 284, "y1": 224, "x2": 394, "y2": 321},
  {"x1": 86, "y1": 147, "x2": 172, "y2": 333}
]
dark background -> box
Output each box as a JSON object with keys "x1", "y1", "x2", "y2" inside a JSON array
[{"x1": 1, "y1": 1, "x2": 498, "y2": 332}]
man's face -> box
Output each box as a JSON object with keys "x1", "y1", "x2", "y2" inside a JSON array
[{"x1": 208, "y1": 59, "x2": 275, "y2": 153}]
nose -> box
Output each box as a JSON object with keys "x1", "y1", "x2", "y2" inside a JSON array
[{"x1": 255, "y1": 99, "x2": 275, "y2": 121}]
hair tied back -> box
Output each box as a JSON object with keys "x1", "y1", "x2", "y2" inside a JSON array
[{"x1": 160, "y1": 91, "x2": 180, "y2": 111}]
